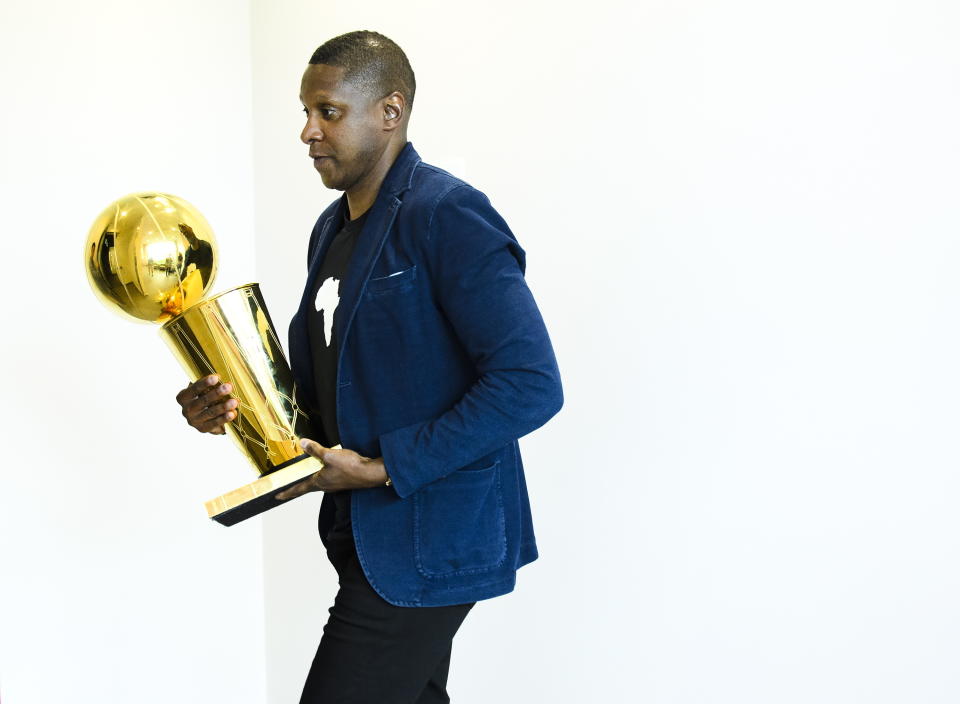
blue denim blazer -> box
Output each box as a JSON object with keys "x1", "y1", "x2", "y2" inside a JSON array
[{"x1": 288, "y1": 143, "x2": 563, "y2": 606}]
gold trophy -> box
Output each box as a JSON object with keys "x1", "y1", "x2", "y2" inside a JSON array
[{"x1": 85, "y1": 192, "x2": 324, "y2": 526}]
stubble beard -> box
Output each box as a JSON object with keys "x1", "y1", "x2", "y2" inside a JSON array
[{"x1": 323, "y1": 142, "x2": 385, "y2": 193}]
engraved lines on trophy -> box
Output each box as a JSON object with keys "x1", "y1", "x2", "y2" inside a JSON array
[
  {"x1": 244, "y1": 288, "x2": 311, "y2": 426},
  {"x1": 167, "y1": 314, "x2": 276, "y2": 466},
  {"x1": 167, "y1": 319, "x2": 217, "y2": 376},
  {"x1": 164, "y1": 285, "x2": 309, "y2": 475},
  {"x1": 205, "y1": 301, "x2": 302, "y2": 469},
  {"x1": 204, "y1": 306, "x2": 276, "y2": 462}
]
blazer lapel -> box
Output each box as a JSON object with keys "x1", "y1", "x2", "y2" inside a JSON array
[
  {"x1": 332, "y1": 195, "x2": 402, "y2": 358},
  {"x1": 333, "y1": 143, "x2": 421, "y2": 358}
]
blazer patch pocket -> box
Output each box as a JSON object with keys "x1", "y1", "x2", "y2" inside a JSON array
[
  {"x1": 366, "y1": 265, "x2": 417, "y2": 295},
  {"x1": 413, "y1": 461, "x2": 507, "y2": 578}
]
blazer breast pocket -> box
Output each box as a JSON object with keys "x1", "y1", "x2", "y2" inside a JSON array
[{"x1": 366, "y1": 265, "x2": 417, "y2": 296}]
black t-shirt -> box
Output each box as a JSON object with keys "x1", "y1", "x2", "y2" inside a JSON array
[{"x1": 307, "y1": 206, "x2": 369, "y2": 537}]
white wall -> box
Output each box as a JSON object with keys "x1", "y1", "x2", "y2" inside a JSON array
[
  {"x1": 251, "y1": 1, "x2": 960, "y2": 703},
  {"x1": 0, "y1": 2, "x2": 265, "y2": 702},
  {"x1": 4, "y1": 1, "x2": 959, "y2": 703}
]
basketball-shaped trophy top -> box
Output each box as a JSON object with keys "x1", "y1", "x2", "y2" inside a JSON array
[{"x1": 85, "y1": 192, "x2": 218, "y2": 323}]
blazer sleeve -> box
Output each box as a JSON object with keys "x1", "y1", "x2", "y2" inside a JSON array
[{"x1": 378, "y1": 184, "x2": 563, "y2": 498}]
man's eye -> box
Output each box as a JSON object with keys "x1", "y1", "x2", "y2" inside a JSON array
[{"x1": 303, "y1": 106, "x2": 337, "y2": 119}]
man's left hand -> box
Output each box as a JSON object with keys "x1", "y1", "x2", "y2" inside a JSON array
[{"x1": 276, "y1": 439, "x2": 390, "y2": 501}]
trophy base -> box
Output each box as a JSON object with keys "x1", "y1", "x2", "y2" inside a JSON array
[{"x1": 205, "y1": 455, "x2": 323, "y2": 526}]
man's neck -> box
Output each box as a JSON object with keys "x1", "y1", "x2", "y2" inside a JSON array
[{"x1": 345, "y1": 138, "x2": 408, "y2": 220}]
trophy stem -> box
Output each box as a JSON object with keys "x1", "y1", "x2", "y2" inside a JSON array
[{"x1": 160, "y1": 283, "x2": 315, "y2": 480}]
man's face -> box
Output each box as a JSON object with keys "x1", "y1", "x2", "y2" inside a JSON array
[{"x1": 300, "y1": 64, "x2": 387, "y2": 192}]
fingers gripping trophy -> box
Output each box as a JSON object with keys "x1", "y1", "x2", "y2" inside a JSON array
[{"x1": 85, "y1": 192, "x2": 327, "y2": 525}]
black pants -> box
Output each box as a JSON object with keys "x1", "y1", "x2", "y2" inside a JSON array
[{"x1": 299, "y1": 531, "x2": 474, "y2": 704}]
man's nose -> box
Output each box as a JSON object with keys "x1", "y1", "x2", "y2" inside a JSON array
[{"x1": 301, "y1": 119, "x2": 323, "y2": 145}]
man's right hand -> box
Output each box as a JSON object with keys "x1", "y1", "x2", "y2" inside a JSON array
[{"x1": 175, "y1": 375, "x2": 237, "y2": 435}]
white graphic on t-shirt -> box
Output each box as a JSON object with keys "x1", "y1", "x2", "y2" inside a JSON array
[{"x1": 314, "y1": 276, "x2": 340, "y2": 347}]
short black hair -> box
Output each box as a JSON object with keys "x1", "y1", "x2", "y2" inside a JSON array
[{"x1": 309, "y1": 31, "x2": 416, "y2": 109}]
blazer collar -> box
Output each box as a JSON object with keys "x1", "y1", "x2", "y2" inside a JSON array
[{"x1": 379, "y1": 141, "x2": 420, "y2": 198}]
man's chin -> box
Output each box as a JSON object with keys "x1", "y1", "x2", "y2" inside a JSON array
[
  {"x1": 317, "y1": 174, "x2": 341, "y2": 190},
  {"x1": 314, "y1": 162, "x2": 341, "y2": 190}
]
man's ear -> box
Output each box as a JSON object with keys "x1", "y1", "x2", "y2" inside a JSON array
[{"x1": 382, "y1": 92, "x2": 406, "y2": 131}]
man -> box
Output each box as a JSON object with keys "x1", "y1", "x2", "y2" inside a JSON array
[{"x1": 175, "y1": 31, "x2": 562, "y2": 703}]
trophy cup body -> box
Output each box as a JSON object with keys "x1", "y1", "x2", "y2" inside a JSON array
[{"x1": 85, "y1": 192, "x2": 323, "y2": 525}]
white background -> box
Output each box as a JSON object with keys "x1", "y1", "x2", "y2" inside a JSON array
[
  {"x1": 3, "y1": 1, "x2": 960, "y2": 703},
  {"x1": 0, "y1": 1, "x2": 266, "y2": 702}
]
